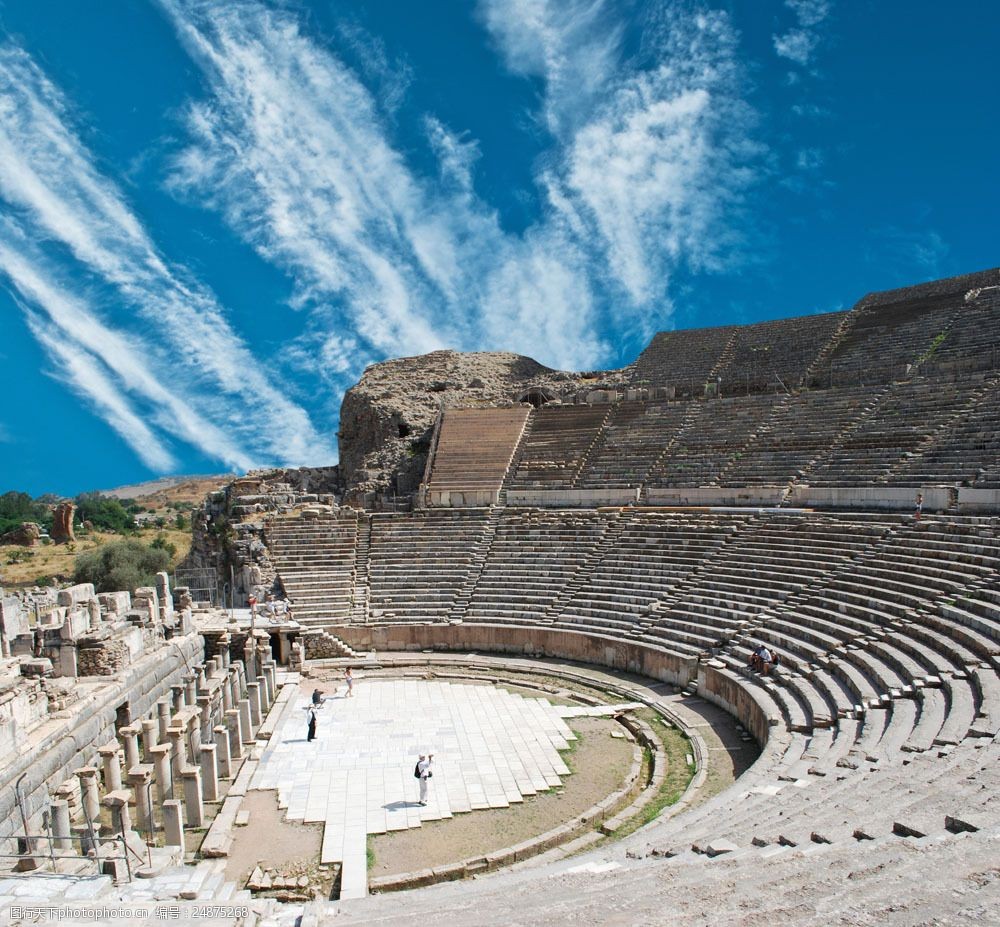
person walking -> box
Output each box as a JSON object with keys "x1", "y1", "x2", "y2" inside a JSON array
[
  {"x1": 344, "y1": 667, "x2": 355, "y2": 698},
  {"x1": 307, "y1": 706, "x2": 318, "y2": 742},
  {"x1": 415, "y1": 754, "x2": 433, "y2": 806}
]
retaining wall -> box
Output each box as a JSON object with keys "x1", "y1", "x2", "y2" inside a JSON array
[
  {"x1": 788, "y1": 485, "x2": 952, "y2": 511},
  {"x1": 696, "y1": 661, "x2": 780, "y2": 747},
  {"x1": 505, "y1": 488, "x2": 640, "y2": 507},
  {"x1": 646, "y1": 487, "x2": 786, "y2": 507},
  {"x1": 334, "y1": 623, "x2": 695, "y2": 687}
]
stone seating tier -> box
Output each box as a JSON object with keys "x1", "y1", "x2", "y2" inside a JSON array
[
  {"x1": 425, "y1": 407, "x2": 530, "y2": 493},
  {"x1": 508, "y1": 405, "x2": 610, "y2": 489}
]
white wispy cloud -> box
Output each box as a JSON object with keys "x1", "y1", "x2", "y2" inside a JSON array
[
  {"x1": 0, "y1": 44, "x2": 336, "y2": 471},
  {"x1": 773, "y1": 0, "x2": 831, "y2": 67},
  {"x1": 477, "y1": 0, "x2": 624, "y2": 138},
  {"x1": 160, "y1": 0, "x2": 759, "y2": 373}
]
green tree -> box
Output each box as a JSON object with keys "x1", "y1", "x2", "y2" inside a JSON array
[
  {"x1": 73, "y1": 540, "x2": 171, "y2": 593},
  {"x1": 0, "y1": 491, "x2": 51, "y2": 535},
  {"x1": 174, "y1": 512, "x2": 189, "y2": 530},
  {"x1": 73, "y1": 493, "x2": 134, "y2": 533}
]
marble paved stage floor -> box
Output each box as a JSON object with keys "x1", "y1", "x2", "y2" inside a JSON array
[{"x1": 251, "y1": 680, "x2": 589, "y2": 899}]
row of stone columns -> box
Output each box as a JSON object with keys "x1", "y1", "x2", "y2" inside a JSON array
[{"x1": 46, "y1": 637, "x2": 279, "y2": 859}]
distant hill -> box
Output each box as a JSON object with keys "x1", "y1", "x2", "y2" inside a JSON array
[{"x1": 98, "y1": 474, "x2": 235, "y2": 503}]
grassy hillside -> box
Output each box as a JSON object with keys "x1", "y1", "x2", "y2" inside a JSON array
[
  {"x1": 1, "y1": 526, "x2": 192, "y2": 589},
  {"x1": 0, "y1": 473, "x2": 231, "y2": 591}
]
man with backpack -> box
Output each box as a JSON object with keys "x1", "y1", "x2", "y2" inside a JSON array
[{"x1": 415, "y1": 754, "x2": 433, "y2": 805}]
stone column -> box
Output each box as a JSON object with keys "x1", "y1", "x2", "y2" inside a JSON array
[
  {"x1": 238, "y1": 698, "x2": 254, "y2": 743},
  {"x1": 127, "y1": 766, "x2": 154, "y2": 836},
  {"x1": 50, "y1": 799, "x2": 72, "y2": 851},
  {"x1": 214, "y1": 725, "x2": 232, "y2": 779},
  {"x1": 98, "y1": 743, "x2": 123, "y2": 793},
  {"x1": 243, "y1": 640, "x2": 257, "y2": 680},
  {"x1": 180, "y1": 767, "x2": 204, "y2": 828},
  {"x1": 197, "y1": 695, "x2": 212, "y2": 735},
  {"x1": 141, "y1": 718, "x2": 158, "y2": 757},
  {"x1": 196, "y1": 666, "x2": 208, "y2": 695},
  {"x1": 102, "y1": 790, "x2": 132, "y2": 836},
  {"x1": 75, "y1": 767, "x2": 101, "y2": 826},
  {"x1": 184, "y1": 674, "x2": 198, "y2": 707},
  {"x1": 167, "y1": 728, "x2": 187, "y2": 782},
  {"x1": 162, "y1": 800, "x2": 184, "y2": 851},
  {"x1": 262, "y1": 662, "x2": 276, "y2": 705},
  {"x1": 170, "y1": 684, "x2": 185, "y2": 712},
  {"x1": 150, "y1": 744, "x2": 173, "y2": 805},
  {"x1": 120, "y1": 725, "x2": 141, "y2": 772},
  {"x1": 221, "y1": 677, "x2": 234, "y2": 713},
  {"x1": 199, "y1": 744, "x2": 219, "y2": 802},
  {"x1": 228, "y1": 667, "x2": 241, "y2": 708},
  {"x1": 219, "y1": 638, "x2": 231, "y2": 668},
  {"x1": 246, "y1": 683, "x2": 262, "y2": 728},
  {"x1": 186, "y1": 711, "x2": 202, "y2": 759},
  {"x1": 256, "y1": 672, "x2": 271, "y2": 714},
  {"x1": 156, "y1": 697, "x2": 172, "y2": 740},
  {"x1": 87, "y1": 598, "x2": 101, "y2": 631},
  {"x1": 225, "y1": 709, "x2": 244, "y2": 759}
]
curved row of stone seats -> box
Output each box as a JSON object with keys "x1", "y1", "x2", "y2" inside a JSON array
[
  {"x1": 734, "y1": 520, "x2": 1000, "y2": 740},
  {"x1": 651, "y1": 516, "x2": 890, "y2": 647},
  {"x1": 646, "y1": 394, "x2": 779, "y2": 488},
  {"x1": 650, "y1": 734, "x2": 997, "y2": 862},
  {"x1": 576, "y1": 400, "x2": 689, "y2": 488},
  {"x1": 266, "y1": 511, "x2": 359, "y2": 623},
  {"x1": 367, "y1": 510, "x2": 490, "y2": 620},
  {"x1": 718, "y1": 385, "x2": 876, "y2": 486},
  {"x1": 888, "y1": 376, "x2": 1000, "y2": 486},
  {"x1": 425, "y1": 407, "x2": 530, "y2": 493},
  {"x1": 555, "y1": 513, "x2": 737, "y2": 646},
  {"x1": 713, "y1": 311, "x2": 849, "y2": 393},
  {"x1": 804, "y1": 377, "x2": 977, "y2": 486},
  {"x1": 629, "y1": 324, "x2": 736, "y2": 393},
  {"x1": 508, "y1": 404, "x2": 610, "y2": 488},
  {"x1": 464, "y1": 510, "x2": 611, "y2": 623},
  {"x1": 925, "y1": 289, "x2": 1000, "y2": 371},
  {"x1": 825, "y1": 291, "x2": 961, "y2": 385}
]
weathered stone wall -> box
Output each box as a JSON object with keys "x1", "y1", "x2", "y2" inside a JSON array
[
  {"x1": 331, "y1": 622, "x2": 695, "y2": 687},
  {"x1": 77, "y1": 638, "x2": 130, "y2": 676},
  {"x1": 184, "y1": 467, "x2": 341, "y2": 604}
]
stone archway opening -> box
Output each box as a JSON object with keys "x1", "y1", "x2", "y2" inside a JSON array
[{"x1": 517, "y1": 388, "x2": 557, "y2": 409}]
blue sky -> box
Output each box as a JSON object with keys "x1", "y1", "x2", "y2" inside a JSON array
[{"x1": 1, "y1": 0, "x2": 996, "y2": 496}]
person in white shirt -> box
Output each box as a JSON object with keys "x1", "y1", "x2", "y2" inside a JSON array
[{"x1": 416, "y1": 754, "x2": 433, "y2": 805}]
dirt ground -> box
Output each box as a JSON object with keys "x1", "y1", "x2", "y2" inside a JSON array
[
  {"x1": 223, "y1": 790, "x2": 324, "y2": 889},
  {"x1": 368, "y1": 715, "x2": 635, "y2": 878}
]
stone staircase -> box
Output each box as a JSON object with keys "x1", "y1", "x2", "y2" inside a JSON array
[{"x1": 266, "y1": 510, "x2": 359, "y2": 626}]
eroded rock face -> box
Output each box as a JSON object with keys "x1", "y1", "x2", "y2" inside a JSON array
[
  {"x1": 51, "y1": 503, "x2": 75, "y2": 544},
  {"x1": 0, "y1": 522, "x2": 41, "y2": 547},
  {"x1": 338, "y1": 349, "x2": 627, "y2": 501}
]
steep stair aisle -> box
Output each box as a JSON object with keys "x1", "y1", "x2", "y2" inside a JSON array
[
  {"x1": 447, "y1": 504, "x2": 505, "y2": 622},
  {"x1": 348, "y1": 515, "x2": 372, "y2": 623}
]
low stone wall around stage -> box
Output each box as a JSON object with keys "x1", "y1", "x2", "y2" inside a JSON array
[{"x1": 333, "y1": 622, "x2": 697, "y2": 687}]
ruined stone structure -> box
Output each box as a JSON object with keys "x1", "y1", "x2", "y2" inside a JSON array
[
  {"x1": 50, "y1": 502, "x2": 75, "y2": 544},
  {"x1": 6, "y1": 269, "x2": 991, "y2": 921},
  {"x1": 0, "y1": 522, "x2": 41, "y2": 547}
]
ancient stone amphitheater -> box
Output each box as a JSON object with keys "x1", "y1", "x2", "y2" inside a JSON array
[{"x1": 2, "y1": 268, "x2": 999, "y2": 924}]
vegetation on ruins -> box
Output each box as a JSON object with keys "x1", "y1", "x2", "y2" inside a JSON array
[{"x1": 73, "y1": 539, "x2": 172, "y2": 593}]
